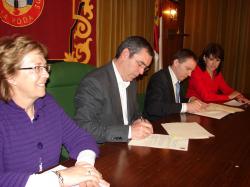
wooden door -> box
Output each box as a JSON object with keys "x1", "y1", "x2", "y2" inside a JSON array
[{"x1": 162, "y1": 0, "x2": 186, "y2": 68}]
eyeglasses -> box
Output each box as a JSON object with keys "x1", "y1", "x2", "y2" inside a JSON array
[
  {"x1": 135, "y1": 60, "x2": 150, "y2": 72},
  {"x1": 18, "y1": 64, "x2": 51, "y2": 74}
]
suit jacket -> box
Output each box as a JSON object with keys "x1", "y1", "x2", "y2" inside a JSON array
[
  {"x1": 143, "y1": 68, "x2": 188, "y2": 121},
  {"x1": 74, "y1": 62, "x2": 139, "y2": 143}
]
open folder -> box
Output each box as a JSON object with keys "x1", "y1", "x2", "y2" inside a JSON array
[{"x1": 161, "y1": 122, "x2": 214, "y2": 139}]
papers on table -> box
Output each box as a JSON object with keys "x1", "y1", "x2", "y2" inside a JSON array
[
  {"x1": 207, "y1": 103, "x2": 244, "y2": 112},
  {"x1": 129, "y1": 122, "x2": 215, "y2": 151},
  {"x1": 129, "y1": 134, "x2": 189, "y2": 151},
  {"x1": 44, "y1": 165, "x2": 110, "y2": 187},
  {"x1": 224, "y1": 99, "x2": 245, "y2": 107},
  {"x1": 192, "y1": 103, "x2": 244, "y2": 119},
  {"x1": 162, "y1": 122, "x2": 214, "y2": 139},
  {"x1": 193, "y1": 110, "x2": 229, "y2": 119},
  {"x1": 43, "y1": 165, "x2": 82, "y2": 187}
]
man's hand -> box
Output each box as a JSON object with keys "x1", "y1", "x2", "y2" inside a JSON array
[
  {"x1": 187, "y1": 99, "x2": 207, "y2": 113},
  {"x1": 131, "y1": 118, "x2": 153, "y2": 140}
]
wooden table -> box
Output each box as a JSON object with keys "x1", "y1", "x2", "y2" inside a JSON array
[{"x1": 64, "y1": 105, "x2": 250, "y2": 187}]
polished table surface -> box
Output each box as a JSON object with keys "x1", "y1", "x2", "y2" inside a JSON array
[{"x1": 64, "y1": 105, "x2": 250, "y2": 187}]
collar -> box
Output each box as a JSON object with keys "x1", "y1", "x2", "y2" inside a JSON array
[
  {"x1": 112, "y1": 60, "x2": 130, "y2": 89},
  {"x1": 4, "y1": 95, "x2": 47, "y2": 112},
  {"x1": 168, "y1": 66, "x2": 179, "y2": 85}
]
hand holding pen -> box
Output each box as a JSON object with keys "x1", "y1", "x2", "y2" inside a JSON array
[{"x1": 131, "y1": 115, "x2": 153, "y2": 140}]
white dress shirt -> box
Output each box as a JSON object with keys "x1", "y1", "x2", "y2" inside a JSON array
[
  {"x1": 168, "y1": 66, "x2": 187, "y2": 113},
  {"x1": 112, "y1": 61, "x2": 132, "y2": 138}
]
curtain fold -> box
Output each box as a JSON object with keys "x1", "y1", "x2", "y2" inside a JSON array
[
  {"x1": 184, "y1": 0, "x2": 250, "y2": 94},
  {"x1": 96, "y1": 0, "x2": 155, "y2": 93}
]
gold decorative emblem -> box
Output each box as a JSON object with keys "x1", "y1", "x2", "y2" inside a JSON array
[
  {"x1": 0, "y1": 0, "x2": 44, "y2": 27},
  {"x1": 64, "y1": 0, "x2": 94, "y2": 64}
]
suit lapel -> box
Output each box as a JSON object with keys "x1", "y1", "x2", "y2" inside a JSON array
[
  {"x1": 164, "y1": 68, "x2": 176, "y2": 102},
  {"x1": 106, "y1": 63, "x2": 124, "y2": 124}
]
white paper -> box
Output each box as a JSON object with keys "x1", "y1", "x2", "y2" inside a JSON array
[
  {"x1": 43, "y1": 165, "x2": 80, "y2": 187},
  {"x1": 193, "y1": 110, "x2": 229, "y2": 119},
  {"x1": 192, "y1": 103, "x2": 244, "y2": 119},
  {"x1": 224, "y1": 99, "x2": 245, "y2": 107},
  {"x1": 45, "y1": 165, "x2": 109, "y2": 187},
  {"x1": 161, "y1": 122, "x2": 214, "y2": 139},
  {"x1": 205, "y1": 103, "x2": 244, "y2": 113},
  {"x1": 128, "y1": 134, "x2": 189, "y2": 151}
]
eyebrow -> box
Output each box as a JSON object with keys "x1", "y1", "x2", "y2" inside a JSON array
[{"x1": 137, "y1": 60, "x2": 149, "y2": 68}]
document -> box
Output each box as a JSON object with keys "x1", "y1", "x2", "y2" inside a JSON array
[
  {"x1": 193, "y1": 110, "x2": 230, "y2": 119},
  {"x1": 44, "y1": 165, "x2": 110, "y2": 187},
  {"x1": 161, "y1": 122, "x2": 214, "y2": 139},
  {"x1": 129, "y1": 134, "x2": 189, "y2": 151},
  {"x1": 224, "y1": 99, "x2": 245, "y2": 107},
  {"x1": 206, "y1": 103, "x2": 244, "y2": 113},
  {"x1": 192, "y1": 103, "x2": 244, "y2": 119}
]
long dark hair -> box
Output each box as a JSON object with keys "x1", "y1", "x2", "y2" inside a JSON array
[{"x1": 198, "y1": 43, "x2": 224, "y2": 75}]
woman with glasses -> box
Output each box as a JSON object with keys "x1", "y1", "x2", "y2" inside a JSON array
[
  {"x1": 186, "y1": 43, "x2": 250, "y2": 103},
  {"x1": 0, "y1": 35, "x2": 108, "y2": 187}
]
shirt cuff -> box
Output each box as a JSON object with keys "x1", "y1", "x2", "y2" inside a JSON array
[
  {"x1": 76, "y1": 149, "x2": 96, "y2": 166},
  {"x1": 25, "y1": 172, "x2": 60, "y2": 187},
  {"x1": 181, "y1": 103, "x2": 187, "y2": 113},
  {"x1": 128, "y1": 125, "x2": 132, "y2": 139}
]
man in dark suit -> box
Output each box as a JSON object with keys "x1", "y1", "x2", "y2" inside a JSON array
[
  {"x1": 143, "y1": 49, "x2": 206, "y2": 121},
  {"x1": 74, "y1": 36, "x2": 154, "y2": 143}
]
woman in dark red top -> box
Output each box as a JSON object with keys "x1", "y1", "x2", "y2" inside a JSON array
[{"x1": 186, "y1": 43, "x2": 249, "y2": 103}]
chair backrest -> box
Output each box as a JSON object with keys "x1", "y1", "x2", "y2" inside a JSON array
[{"x1": 46, "y1": 62, "x2": 95, "y2": 118}]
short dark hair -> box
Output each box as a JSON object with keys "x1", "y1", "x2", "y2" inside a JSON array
[
  {"x1": 171, "y1": 48, "x2": 197, "y2": 64},
  {"x1": 115, "y1": 36, "x2": 154, "y2": 59},
  {"x1": 198, "y1": 43, "x2": 224, "y2": 75}
]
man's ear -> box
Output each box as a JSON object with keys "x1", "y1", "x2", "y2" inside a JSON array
[
  {"x1": 203, "y1": 55, "x2": 206, "y2": 61},
  {"x1": 120, "y1": 48, "x2": 130, "y2": 59},
  {"x1": 173, "y1": 59, "x2": 179, "y2": 67}
]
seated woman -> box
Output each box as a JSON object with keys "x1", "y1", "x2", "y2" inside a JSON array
[
  {"x1": 0, "y1": 35, "x2": 108, "y2": 187},
  {"x1": 186, "y1": 43, "x2": 250, "y2": 104}
]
